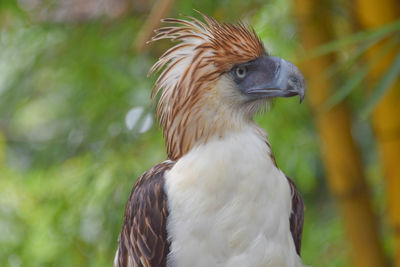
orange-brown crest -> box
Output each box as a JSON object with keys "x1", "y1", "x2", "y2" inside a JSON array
[{"x1": 149, "y1": 12, "x2": 266, "y2": 160}]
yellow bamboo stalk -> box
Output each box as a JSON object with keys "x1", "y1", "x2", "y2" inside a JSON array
[
  {"x1": 354, "y1": 0, "x2": 400, "y2": 265},
  {"x1": 295, "y1": 0, "x2": 387, "y2": 266}
]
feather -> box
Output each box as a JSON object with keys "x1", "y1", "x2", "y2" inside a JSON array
[
  {"x1": 287, "y1": 176, "x2": 305, "y2": 255},
  {"x1": 148, "y1": 11, "x2": 265, "y2": 160},
  {"x1": 116, "y1": 12, "x2": 305, "y2": 266},
  {"x1": 115, "y1": 161, "x2": 175, "y2": 267}
]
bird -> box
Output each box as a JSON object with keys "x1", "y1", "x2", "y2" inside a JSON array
[{"x1": 115, "y1": 12, "x2": 306, "y2": 267}]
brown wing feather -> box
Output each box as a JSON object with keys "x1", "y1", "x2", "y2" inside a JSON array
[
  {"x1": 266, "y1": 140, "x2": 305, "y2": 255},
  {"x1": 286, "y1": 176, "x2": 305, "y2": 256},
  {"x1": 115, "y1": 161, "x2": 175, "y2": 267}
]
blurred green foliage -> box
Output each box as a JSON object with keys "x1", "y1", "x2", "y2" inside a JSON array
[{"x1": 0, "y1": 0, "x2": 391, "y2": 266}]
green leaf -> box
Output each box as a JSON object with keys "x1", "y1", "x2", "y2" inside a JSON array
[
  {"x1": 361, "y1": 49, "x2": 400, "y2": 118},
  {"x1": 303, "y1": 19, "x2": 400, "y2": 59},
  {"x1": 324, "y1": 37, "x2": 400, "y2": 111},
  {"x1": 324, "y1": 67, "x2": 369, "y2": 111},
  {"x1": 324, "y1": 40, "x2": 378, "y2": 79}
]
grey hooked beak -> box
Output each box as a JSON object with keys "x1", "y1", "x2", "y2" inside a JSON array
[{"x1": 244, "y1": 57, "x2": 306, "y2": 103}]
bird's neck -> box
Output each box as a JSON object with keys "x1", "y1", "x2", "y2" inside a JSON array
[
  {"x1": 163, "y1": 100, "x2": 260, "y2": 161},
  {"x1": 161, "y1": 77, "x2": 270, "y2": 160}
]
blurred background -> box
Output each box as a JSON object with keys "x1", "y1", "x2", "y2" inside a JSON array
[{"x1": 0, "y1": 0, "x2": 399, "y2": 266}]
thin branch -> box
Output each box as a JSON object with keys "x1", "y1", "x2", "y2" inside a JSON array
[{"x1": 133, "y1": 0, "x2": 176, "y2": 52}]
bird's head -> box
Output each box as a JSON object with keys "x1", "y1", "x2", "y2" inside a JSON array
[{"x1": 149, "y1": 12, "x2": 305, "y2": 160}]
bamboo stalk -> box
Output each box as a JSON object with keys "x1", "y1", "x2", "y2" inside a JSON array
[
  {"x1": 354, "y1": 0, "x2": 400, "y2": 265},
  {"x1": 294, "y1": 0, "x2": 387, "y2": 266}
]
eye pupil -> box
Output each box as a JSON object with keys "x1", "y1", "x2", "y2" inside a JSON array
[{"x1": 235, "y1": 66, "x2": 247, "y2": 78}]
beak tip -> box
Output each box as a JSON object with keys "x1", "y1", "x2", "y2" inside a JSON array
[{"x1": 299, "y1": 93, "x2": 305, "y2": 104}]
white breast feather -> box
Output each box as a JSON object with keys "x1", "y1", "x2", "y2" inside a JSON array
[{"x1": 165, "y1": 127, "x2": 304, "y2": 267}]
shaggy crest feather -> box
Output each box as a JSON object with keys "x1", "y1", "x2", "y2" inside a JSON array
[{"x1": 149, "y1": 12, "x2": 266, "y2": 160}]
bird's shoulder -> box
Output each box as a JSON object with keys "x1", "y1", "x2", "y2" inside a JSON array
[
  {"x1": 264, "y1": 139, "x2": 305, "y2": 256},
  {"x1": 286, "y1": 175, "x2": 305, "y2": 256},
  {"x1": 115, "y1": 160, "x2": 175, "y2": 267}
]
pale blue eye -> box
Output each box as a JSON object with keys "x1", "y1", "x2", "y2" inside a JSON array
[{"x1": 235, "y1": 66, "x2": 247, "y2": 79}]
